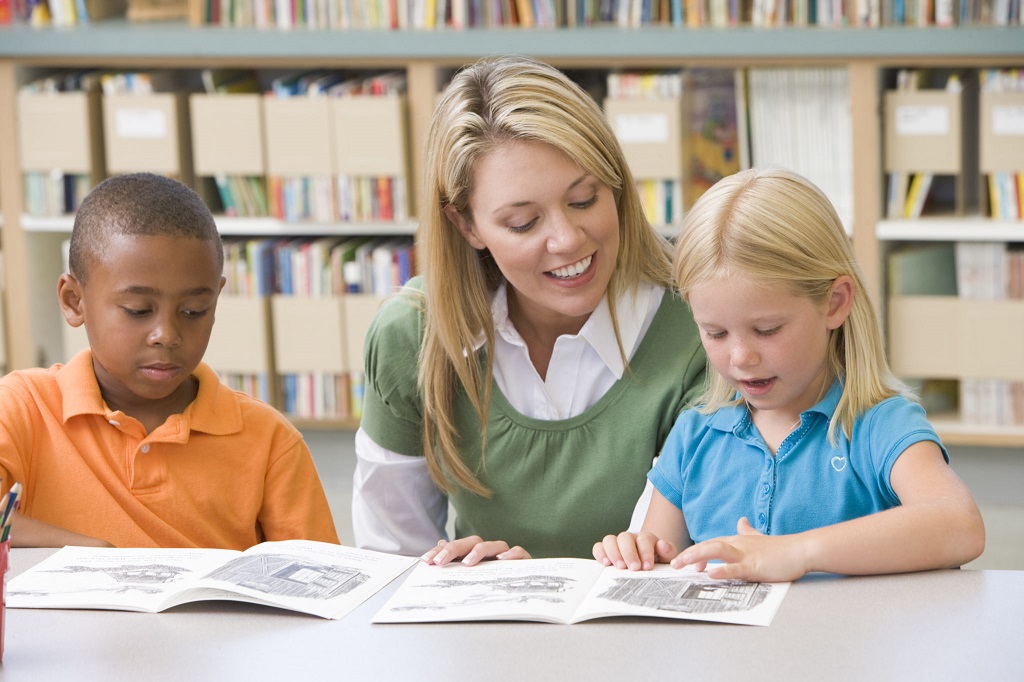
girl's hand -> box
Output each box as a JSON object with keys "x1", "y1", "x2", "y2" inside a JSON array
[
  {"x1": 593, "y1": 531, "x2": 679, "y2": 571},
  {"x1": 420, "y1": 536, "x2": 531, "y2": 566},
  {"x1": 672, "y1": 517, "x2": 809, "y2": 582}
]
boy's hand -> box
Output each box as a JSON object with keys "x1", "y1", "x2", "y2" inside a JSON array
[
  {"x1": 672, "y1": 517, "x2": 809, "y2": 582},
  {"x1": 420, "y1": 536, "x2": 531, "y2": 566},
  {"x1": 594, "y1": 531, "x2": 678, "y2": 571}
]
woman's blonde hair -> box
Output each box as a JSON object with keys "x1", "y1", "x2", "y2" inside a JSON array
[
  {"x1": 673, "y1": 167, "x2": 910, "y2": 442},
  {"x1": 419, "y1": 55, "x2": 674, "y2": 495}
]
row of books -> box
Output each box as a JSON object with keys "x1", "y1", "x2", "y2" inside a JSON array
[
  {"x1": 884, "y1": 67, "x2": 1024, "y2": 220},
  {"x1": 955, "y1": 242, "x2": 1024, "y2": 426},
  {"x1": 885, "y1": 71, "x2": 963, "y2": 219},
  {"x1": 20, "y1": 64, "x2": 1017, "y2": 234},
  {"x1": 2, "y1": 0, "x2": 1020, "y2": 25},
  {"x1": 23, "y1": 172, "x2": 91, "y2": 217},
  {"x1": 262, "y1": 174, "x2": 408, "y2": 223},
  {"x1": 604, "y1": 69, "x2": 743, "y2": 228},
  {"x1": 887, "y1": 241, "x2": 1023, "y2": 426},
  {"x1": 982, "y1": 69, "x2": 1024, "y2": 220},
  {"x1": 605, "y1": 71, "x2": 687, "y2": 228},
  {"x1": 19, "y1": 72, "x2": 101, "y2": 216},
  {"x1": 0, "y1": 0, "x2": 124, "y2": 26},
  {"x1": 747, "y1": 67, "x2": 854, "y2": 231},
  {"x1": 219, "y1": 236, "x2": 414, "y2": 419},
  {"x1": 227, "y1": 69, "x2": 410, "y2": 225},
  {"x1": 179, "y1": 0, "x2": 1023, "y2": 26},
  {"x1": 17, "y1": 69, "x2": 412, "y2": 226}
]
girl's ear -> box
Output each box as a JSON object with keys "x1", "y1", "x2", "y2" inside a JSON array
[
  {"x1": 444, "y1": 205, "x2": 486, "y2": 251},
  {"x1": 57, "y1": 273, "x2": 86, "y2": 328},
  {"x1": 826, "y1": 275, "x2": 855, "y2": 330}
]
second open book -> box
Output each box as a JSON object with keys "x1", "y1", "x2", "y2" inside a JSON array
[{"x1": 373, "y1": 558, "x2": 790, "y2": 627}]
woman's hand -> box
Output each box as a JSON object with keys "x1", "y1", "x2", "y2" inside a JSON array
[
  {"x1": 420, "y1": 536, "x2": 531, "y2": 566},
  {"x1": 593, "y1": 531, "x2": 679, "y2": 571}
]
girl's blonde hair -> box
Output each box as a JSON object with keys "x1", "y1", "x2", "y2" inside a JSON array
[
  {"x1": 420, "y1": 55, "x2": 674, "y2": 495},
  {"x1": 673, "y1": 167, "x2": 910, "y2": 442}
]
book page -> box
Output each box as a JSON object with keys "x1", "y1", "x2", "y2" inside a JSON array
[
  {"x1": 7, "y1": 546, "x2": 239, "y2": 613},
  {"x1": 373, "y1": 558, "x2": 606, "y2": 624},
  {"x1": 574, "y1": 564, "x2": 790, "y2": 626},
  {"x1": 185, "y1": 540, "x2": 417, "y2": 619}
]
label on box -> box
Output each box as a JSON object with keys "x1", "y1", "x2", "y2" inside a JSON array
[
  {"x1": 992, "y1": 105, "x2": 1024, "y2": 136},
  {"x1": 613, "y1": 113, "x2": 669, "y2": 144},
  {"x1": 895, "y1": 105, "x2": 949, "y2": 136},
  {"x1": 115, "y1": 108, "x2": 168, "y2": 139}
]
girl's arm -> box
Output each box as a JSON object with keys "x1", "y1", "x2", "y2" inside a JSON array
[
  {"x1": 593, "y1": 488, "x2": 693, "y2": 570},
  {"x1": 676, "y1": 440, "x2": 985, "y2": 581}
]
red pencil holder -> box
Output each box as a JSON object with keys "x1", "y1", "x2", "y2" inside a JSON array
[{"x1": 0, "y1": 540, "x2": 8, "y2": 661}]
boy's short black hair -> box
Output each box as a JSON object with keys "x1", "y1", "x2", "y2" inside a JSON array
[{"x1": 68, "y1": 172, "x2": 223, "y2": 282}]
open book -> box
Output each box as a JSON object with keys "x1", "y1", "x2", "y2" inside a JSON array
[
  {"x1": 8, "y1": 540, "x2": 416, "y2": 620},
  {"x1": 373, "y1": 558, "x2": 789, "y2": 626}
]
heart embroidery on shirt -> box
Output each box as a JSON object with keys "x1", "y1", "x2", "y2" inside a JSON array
[{"x1": 831, "y1": 456, "x2": 847, "y2": 472}]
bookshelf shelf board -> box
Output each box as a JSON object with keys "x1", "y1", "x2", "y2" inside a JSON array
[
  {"x1": 19, "y1": 214, "x2": 417, "y2": 237},
  {"x1": 877, "y1": 219, "x2": 1024, "y2": 243},
  {"x1": 929, "y1": 414, "x2": 1024, "y2": 448},
  {"x1": 20, "y1": 214, "x2": 74, "y2": 233},
  {"x1": 1, "y1": 24, "x2": 1022, "y2": 61},
  {"x1": 216, "y1": 218, "x2": 418, "y2": 237}
]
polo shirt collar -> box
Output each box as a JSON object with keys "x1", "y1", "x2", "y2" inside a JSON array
[
  {"x1": 485, "y1": 282, "x2": 651, "y2": 379},
  {"x1": 709, "y1": 378, "x2": 844, "y2": 433},
  {"x1": 58, "y1": 349, "x2": 242, "y2": 435},
  {"x1": 59, "y1": 349, "x2": 109, "y2": 420}
]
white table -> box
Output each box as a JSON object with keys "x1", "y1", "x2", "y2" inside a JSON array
[{"x1": 0, "y1": 549, "x2": 1021, "y2": 681}]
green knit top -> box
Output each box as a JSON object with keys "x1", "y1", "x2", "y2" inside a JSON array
[{"x1": 360, "y1": 277, "x2": 707, "y2": 558}]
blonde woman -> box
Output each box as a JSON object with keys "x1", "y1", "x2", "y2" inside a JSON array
[
  {"x1": 353, "y1": 56, "x2": 706, "y2": 561},
  {"x1": 595, "y1": 167, "x2": 984, "y2": 581}
]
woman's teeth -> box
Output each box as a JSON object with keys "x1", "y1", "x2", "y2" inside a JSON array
[{"x1": 549, "y1": 255, "x2": 593, "y2": 279}]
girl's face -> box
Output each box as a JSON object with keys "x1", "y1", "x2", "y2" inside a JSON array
[
  {"x1": 447, "y1": 140, "x2": 620, "y2": 338},
  {"x1": 687, "y1": 273, "x2": 853, "y2": 426}
]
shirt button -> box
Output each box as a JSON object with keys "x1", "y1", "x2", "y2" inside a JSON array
[
  {"x1": 758, "y1": 513, "x2": 766, "y2": 525},
  {"x1": 141, "y1": 444, "x2": 150, "y2": 454},
  {"x1": 762, "y1": 484, "x2": 771, "y2": 495}
]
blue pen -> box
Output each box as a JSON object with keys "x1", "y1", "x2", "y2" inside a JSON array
[{"x1": 1, "y1": 482, "x2": 21, "y2": 525}]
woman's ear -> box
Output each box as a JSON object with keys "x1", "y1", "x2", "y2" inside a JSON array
[
  {"x1": 826, "y1": 275, "x2": 855, "y2": 330},
  {"x1": 57, "y1": 273, "x2": 86, "y2": 328},
  {"x1": 444, "y1": 205, "x2": 486, "y2": 251}
]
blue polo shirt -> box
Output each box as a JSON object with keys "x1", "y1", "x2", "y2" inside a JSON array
[{"x1": 649, "y1": 381, "x2": 947, "y2": 542}]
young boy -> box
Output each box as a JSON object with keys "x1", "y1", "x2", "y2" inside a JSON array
[{"x1": 0, "y1": 173, "x2": 339, "y2": 549}]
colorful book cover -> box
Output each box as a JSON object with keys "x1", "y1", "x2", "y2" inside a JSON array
[{"x1": 685, "y1": 68, "x2": 741, "y2": 209}]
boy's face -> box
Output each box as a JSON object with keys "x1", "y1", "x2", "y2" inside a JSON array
[{"x1": 59, "y1": 233, "x2": 225, "y2": 415}]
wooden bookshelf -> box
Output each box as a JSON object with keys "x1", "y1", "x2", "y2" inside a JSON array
[{"x1": 1, "y1": 24, "x2": 1022, "y2": 438}]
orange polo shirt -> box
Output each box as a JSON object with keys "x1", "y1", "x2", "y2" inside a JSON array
[{"x1": 0, "y1": 350, "x2": 339, "y2": 549}]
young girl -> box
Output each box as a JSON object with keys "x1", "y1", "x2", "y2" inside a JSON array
[{"x1": 594, "y1": 167, "x2": 985, "y2": 582}]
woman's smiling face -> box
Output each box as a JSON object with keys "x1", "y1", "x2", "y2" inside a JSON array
[{"x1": 448, "y1": 139, "x2": 620, "y2": 337}]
